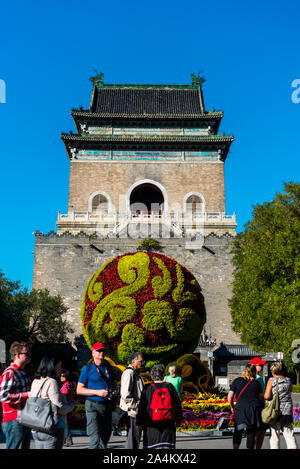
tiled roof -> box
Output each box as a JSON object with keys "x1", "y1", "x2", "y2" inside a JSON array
[
  {"x1": 61, "y1": 133, "x2": 233, "y2": 143},
  {"x1": 71, "y1": 109, "x2": 223, "y2": 120},
  {"x1": 61, "y1": 132, "x2": 233, "y2": 162},
  {"x1": 91, "y1": 87, "x2": 204, "y2": 116},
  {"x1": 213, "y1": 344, "x2": 261, "y2": 357}
]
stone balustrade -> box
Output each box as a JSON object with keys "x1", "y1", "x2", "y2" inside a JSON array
[{"x1": 57, "y1": 210, "x2": 236, "y2": 224}]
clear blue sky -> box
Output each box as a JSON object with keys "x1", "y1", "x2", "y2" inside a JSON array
[{"x1": 0, "y1": 0, "x2": 299, "y2": 289}]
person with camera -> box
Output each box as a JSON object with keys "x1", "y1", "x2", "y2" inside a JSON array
[{"x1": 76, "y1": 343, "x2": 117, "y2": 449}]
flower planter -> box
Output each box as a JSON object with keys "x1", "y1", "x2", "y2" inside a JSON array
[{"x1": 176, "y1": 430, "x2": 214, "y2": 437}]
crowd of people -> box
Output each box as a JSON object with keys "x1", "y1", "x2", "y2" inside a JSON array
[
  {"x1": 0, "y1": 341, "x2": 298, "y2": 450},
  {"x1": 0, "y1": 341, "x2": 183, "y2": 450},
  {"x1": 227, "y1": 358, "x2": 297, "y2": 449},
  {"x1": 0, "y1": 341, "x2": 76, "y2": 449}
]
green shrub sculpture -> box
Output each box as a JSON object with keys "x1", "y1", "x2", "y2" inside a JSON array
[
  {"x1": 166, "y1": 354, "x2": 214, "y2": 393},
  {"x1": 137, "y1": 238, "x2": 161, "y2": 251},
  {"x1": 80, "y1": 251, "x2": 206, "y2": 366}
]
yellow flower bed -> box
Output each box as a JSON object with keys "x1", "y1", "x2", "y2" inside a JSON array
[{"x1": 181, "y1": 391, "x2": 232, "y2": 413}]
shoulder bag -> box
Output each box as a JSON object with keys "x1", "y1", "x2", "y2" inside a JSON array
[
  {"x1": 17, "y1": 379, "x2": 59, "y2": 434},
  {"x1": 261, "y1": 378, "x2": 279, "y2": 425}
]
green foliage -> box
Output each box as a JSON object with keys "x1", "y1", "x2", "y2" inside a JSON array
[
  {"x1": 292, "y1": 385, "x2": 300, "y2": 393},
  {"x1": 137, "y1": 238, "x2": 161, "y2": 251},
  {"x1": 0, "y1": 271, "x2": 73, "y2": 348},
  {"x1": 141, "y1": 300, "x2": 174, "y2": 334},
  {"x1": 144, "y1": 360, "x2": 160, "y2": 370},
  {"x1": 229, "y1": 182, "x2": 300, "y2": 363},
  {"x1": 121, "y1": 324, "x2": 145, "y2": 349},
  {"x1": 25, "y1": 289, "x2": 74, "y2": 344},
  {"x1": 0, "y1": 271, "x2": 29, "y2": 345}
]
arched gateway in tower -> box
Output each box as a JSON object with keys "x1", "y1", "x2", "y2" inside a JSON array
[
  {"x1": 33, "y1": 73, "x2": 240, "y2": 353},
  {"x1": 127, "y1": 179, "x2": 166, "y2": 216},
  {"x1": 130, "y1": 182, "x2": 164, "y2": 214}
]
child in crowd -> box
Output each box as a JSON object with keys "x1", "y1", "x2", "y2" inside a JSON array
[{"x1": 60, "y1": 369, "x2": 75, "y2": 447}]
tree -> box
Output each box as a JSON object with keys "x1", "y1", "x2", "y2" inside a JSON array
[
  {"x1": 137, "y1": 238, "x2": 161, "y2": 251},
  {"x1": 229, "y1": 182, "x2": 300, "y2": 379},
  {"x1": 0, "y1": 271, "x2": 73, "y2": 348},
  {"x1": 0, "y1": 271, "x2": 29, "y2": 345},
  {"x1": 23, "y1": 289, "x2": 73, "y2": 345}
]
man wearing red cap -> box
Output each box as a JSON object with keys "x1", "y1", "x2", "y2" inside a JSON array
[
  {"x1": 77, "y1": 343, "x2": 117, "y2": 449},
  {"x1": 250, "y1": 357, "x2": 267, "y2": 449}
]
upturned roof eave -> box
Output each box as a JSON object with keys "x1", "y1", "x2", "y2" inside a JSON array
[
  {"x1": 71, "y1": 110, "x2": 224, "y2": 135},
  {"x1": 61, "y1": 133, "x2": 233, "y2": 143},
  {"x1": 60, "y1": 133, "x2": 234, "y2": 162},
  {"x1": 70, "y1": 109, "x2": 224, "y2": 120}
]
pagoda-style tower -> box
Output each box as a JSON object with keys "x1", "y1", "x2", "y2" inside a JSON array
[
  {"x1": 58, "y1": 72, "x2": 236, "y2": 239},
  {"x1": 33, "y1": 73, "x2": 240, "y2": 350}
]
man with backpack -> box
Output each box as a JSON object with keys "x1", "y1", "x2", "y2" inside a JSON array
[
  {"x1": 136, "y1": 363, "x2": 182, "y2": 450},
  {"x1": 120, "y1": 351, "x2": 145, "y2": 449},
  {"x1": 76, "y1": 342, "x2": 117, "y2": 449}
]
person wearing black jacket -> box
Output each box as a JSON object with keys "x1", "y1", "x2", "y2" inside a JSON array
[
  {"x1": 227, "y1": 364, "x2": 265, "y2": 449},
  {"x1": 136, "y1": 364, "x2": 182, "y2": 450}
]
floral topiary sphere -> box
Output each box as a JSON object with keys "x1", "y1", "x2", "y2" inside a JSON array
[{"x1": 80, "y1": 251, "x2": 206, "y2": 366}]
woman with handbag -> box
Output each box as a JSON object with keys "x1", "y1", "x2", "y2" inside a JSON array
[
  {"x1": 264, "y1": 361, "x2": 297, "y2": 449},
  {"x1": 227, "y1": 364, "x2": 265, "y2": 449},
  {"x1": 30, "y1": 356, "x2": 74, "y2": 449}
]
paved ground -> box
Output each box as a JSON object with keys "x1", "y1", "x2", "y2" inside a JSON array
[{"x1": 1, "y1": 431, "x2": 300, "y2": 450}]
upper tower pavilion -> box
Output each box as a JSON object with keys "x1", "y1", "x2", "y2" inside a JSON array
[{"x1": 58, "y1": 72, "x2": 236, "y2": 240}]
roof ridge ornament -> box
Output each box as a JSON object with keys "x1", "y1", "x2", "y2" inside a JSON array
[
  {"x1": 90, "y1": 70, "x2": 104, "y2": 86},
  {"x1": 191, "y1": 71, "x2": 206, "y2": 86}
]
